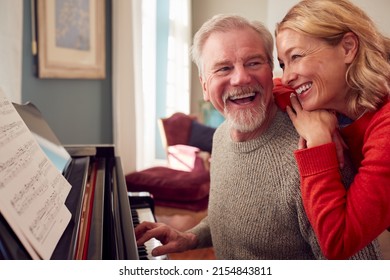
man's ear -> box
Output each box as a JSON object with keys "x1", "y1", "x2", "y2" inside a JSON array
[
  {"x1": 342, "y1": 32, "x2": 358, "y2": 64},
  {"x1": 199, "y1": 75, "x2": 210, "y2": 101}
]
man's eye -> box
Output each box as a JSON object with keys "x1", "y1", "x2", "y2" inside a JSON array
[
  {"x1": 217, "y1": 66, "x2": 231, "y2": 73},
  {"x1": 249, "y1": 61, "x2": 260, "y2": 66},
  {"x1": 248, "y1": 60, "x2": 267, "y2": 67}
]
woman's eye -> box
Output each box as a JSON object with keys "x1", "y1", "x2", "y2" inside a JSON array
[
  {"x1": 279, "y1": 62, "x2": 285, "y2": 70},
  {"x1": 291, "y1": 54, "x2": 301, "y2": 60}
]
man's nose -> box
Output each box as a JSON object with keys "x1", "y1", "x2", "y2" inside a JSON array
[{"x1": 230, "y1": 66, "x2": 251, "y2": 85}]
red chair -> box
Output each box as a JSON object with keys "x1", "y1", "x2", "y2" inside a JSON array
[
  {"x1": 158, "y1": 112, "x2": 212, "y2": 172},
  {"x1": 126, "y1": 112, "x2": 215, "y2": 211}
]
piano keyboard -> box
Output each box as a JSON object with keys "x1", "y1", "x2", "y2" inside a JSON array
[{"x1": 131, "y1": 208, "x2": 168, "y2": 260}]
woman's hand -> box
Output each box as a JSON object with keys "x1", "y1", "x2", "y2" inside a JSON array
[{"x1": 286, "y1": 93, "x2": 346, "y2": 168}]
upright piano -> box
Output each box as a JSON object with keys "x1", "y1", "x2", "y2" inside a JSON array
[{"x1": 0, "y1": 102, "x2": 164, "y2": 260}]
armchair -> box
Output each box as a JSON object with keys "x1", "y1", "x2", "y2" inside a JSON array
[
  {"x1": 126, "y1": 112, "x2": 216, "y2": 211},
  {"x1": 158, "y1": 112, "x2": 215, "y2": 172}
]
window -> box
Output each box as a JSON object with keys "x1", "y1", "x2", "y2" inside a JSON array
[
  {"x1": 111, "y1": 0, "x2": 191, "y2": 172},
  {"x1": 141, "y1": 0, "x2": 191, "y2": 166}
]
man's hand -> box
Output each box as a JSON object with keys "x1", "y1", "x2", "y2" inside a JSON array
[{"x1": 135, "y1": 221, "x2": 198, "y2": 257}]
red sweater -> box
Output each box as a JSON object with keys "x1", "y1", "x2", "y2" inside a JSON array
[{"x1": 294, "y1": 100, "x2": 390, "y2": 259}]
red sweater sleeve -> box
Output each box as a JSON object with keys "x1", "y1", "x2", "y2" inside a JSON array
[{"x1": 295, "y1": 108, "x2": 390, "y2": 259}]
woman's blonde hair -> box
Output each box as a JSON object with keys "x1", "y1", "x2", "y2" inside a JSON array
[
  {"x1": 276, "y1": 0, "x2": 390, "y2": 115},
  {"x1": 191, "y1": 14, "x2": 274, "y2": 79}
]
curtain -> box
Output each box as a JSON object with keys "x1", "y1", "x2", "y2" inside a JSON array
[
  {"x1": 138, "y1": 0, "x2": 157, "y2": 169},
  {"x1": 165, "y1": 0, "x2": 191, "y2": 116},
  {"x1": 112, "y1": 0, "x2": 139, "y2": 174},
  {"x1": 112, "y1": 0, "x2": 191, "y2": 174}
]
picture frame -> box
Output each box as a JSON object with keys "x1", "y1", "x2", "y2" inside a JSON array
[{"x1": 37, "y1": 0, "x2": 106, "y2": 79}]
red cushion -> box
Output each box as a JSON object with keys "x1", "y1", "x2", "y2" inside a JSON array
[
  {"x1": 126, "y1": 167, "x2": 210, "y2": 203},
  {"x1": 273, "y1": 77, "x2": 294, "y2": 112}
]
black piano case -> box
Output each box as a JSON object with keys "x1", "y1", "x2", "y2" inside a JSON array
[{"x1": 0, "y1": 102, "x2": 139, "y2": 260}]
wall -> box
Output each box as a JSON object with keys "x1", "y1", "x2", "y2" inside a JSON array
[
  {"x1": 21, "y1": 0, "x2": 112, "y2": 145},
  {"x1": 353, "y1": 0, "x2": 390, "y2": 36}
]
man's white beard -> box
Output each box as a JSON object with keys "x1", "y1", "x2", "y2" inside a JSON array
[{"x1": 224, "y1": 101, "x2": 267, "y2": 133}]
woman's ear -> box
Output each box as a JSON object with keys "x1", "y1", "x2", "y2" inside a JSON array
[{"x1": 342, "y1": 32, "x2": 358, "y2": 64}]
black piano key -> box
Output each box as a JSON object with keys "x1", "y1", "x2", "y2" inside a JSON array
[{"x1": 137, "y1": 245, "x2": 149, "y2": 260}]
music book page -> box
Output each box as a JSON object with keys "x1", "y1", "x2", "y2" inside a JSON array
[{"x1": 0, "y1": 89, "x2": 71, "y2": 259}]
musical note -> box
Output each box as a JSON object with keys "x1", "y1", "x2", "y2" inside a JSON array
[
  {"x1": 0, "y1": 139, "x2": 39, "y2": 189},
  {"x1": 10, "y1": 158, "x2": 50, "y2": 215},
  {"x1": 29, "y1": 175, "x2": 67, "y2": 242}
]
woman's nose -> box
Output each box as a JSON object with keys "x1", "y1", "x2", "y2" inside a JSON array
[{"x1": 281, "y1": 67, "x2": 297, "y2": 87}]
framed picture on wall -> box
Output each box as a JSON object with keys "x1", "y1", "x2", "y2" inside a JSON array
[{"x1": 36, "y1": 0, "x2": 105, "y2": 79}]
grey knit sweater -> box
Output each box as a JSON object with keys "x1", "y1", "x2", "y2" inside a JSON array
[{"x1": 189, "y1": 110, "x2": 381, "y2": 259}]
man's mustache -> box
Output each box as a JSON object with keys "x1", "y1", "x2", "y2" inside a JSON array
[{"x1": 223, "y1": 85, "x2": 263, "y2": 104}]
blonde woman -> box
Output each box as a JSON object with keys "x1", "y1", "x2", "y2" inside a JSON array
[{"x1": 276, "y1": 0, "x2": 390, "y2": 259}]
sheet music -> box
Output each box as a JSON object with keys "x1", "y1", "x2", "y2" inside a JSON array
[{"x1": 0, "y1": 89, "x2": 71, "y2": 259}]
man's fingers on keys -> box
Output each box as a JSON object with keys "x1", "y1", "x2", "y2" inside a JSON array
[
  {"x1": 135, "y1": 221, "x2": 157, "y2": 239},
  {"x1": 136, "y1": 226, "x2": 164, "y2": 246},
  {"x1": 152, "y1": 242, "x2": 180, "y2": 256}
]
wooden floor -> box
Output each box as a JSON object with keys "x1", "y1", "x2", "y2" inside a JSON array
[{"x1": 154, "y1": 206, "x2": 216, "y2": 260}]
